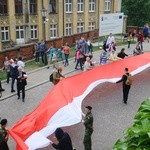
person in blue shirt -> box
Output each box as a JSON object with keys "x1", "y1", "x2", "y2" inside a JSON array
[
  {"x1": 57, "y1": 47, "x2": 64, "y2": 63},
  {"x1": 47, "y1": 45, "x2": 57, "y2": 69},
  {"x1": 40, "y1": 40, "x2": 47, "y2": 65},
  {"x1": 143, "y1": 25, "x2": 149, "y2": 43}
]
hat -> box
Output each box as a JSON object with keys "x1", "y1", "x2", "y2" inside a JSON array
[
  {"x1": 99, "y1": 47, "x2": 102, "y2": 50},
  {"x1": 85, "y1": 106, "x2": 92, "y2": 110}
]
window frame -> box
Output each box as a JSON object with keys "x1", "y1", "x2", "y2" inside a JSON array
[
  {"x1": 30, "y1": 25, "x2": 38, "y2": 39},
  {"x1": 1, "y1": 26, "x2": 9, "y2": 41},
  {"x1": 15, "y1": 0, "x2": 23, "y2": 15},
  {"x1": 65, "y1": 23, "x2": 72, "y2": 36},
  {"x1": 77, "y1": 0, "x2": 84, "y2": 13},
  {"x1": 89, "y1": 22, "x2": 95, "y2": 31},
  {"x1": 50, "y1": 24, "x2": 57, "y2": 38},
  {"x1": 30, "y1": 0, "x2": 37, "y2": 14},
  {"x1": 0, "y1": 0, "x2": 8, "y2": 15},
  {"x1": 49, "y1": 0, "x2": 57, "y2": 14},
  {"x1": 16, "y1": 26, "x2": 24, "y2": 39},
  {"x1": 105, "y1": 0, "x2": 111, "y2": 12},
  {"x1": 65, "y1": 0, "x2": 72, "y2": 13},
  {"x1": 77, "y1": 23, "x2": 84, "y2": 33},
  {"x1": 89, "y1": 0, "x2": 96, "y2": 12}
]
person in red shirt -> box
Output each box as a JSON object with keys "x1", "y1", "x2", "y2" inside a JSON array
[
  {"x1": 63, "y1": 43, "x2": 70, "y2": 66},
  {"x1": 137, "y1": 31, "x2": 144, "y2": 50}
]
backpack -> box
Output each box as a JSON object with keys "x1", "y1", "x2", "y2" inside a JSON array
[
  {"x1": 125, "y1": 74, "x2": 132, "y2": 85},
  {"x1": 49, "y1": 73, "x2": 53, "y2": 82}
]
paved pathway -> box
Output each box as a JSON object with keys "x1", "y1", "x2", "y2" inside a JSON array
[
  {"x1": 1, "y1": 38, "x2": 150, "y2": 101},
  {"x1": 0, "y1": 37, "x2": 150, "y2": 150}
]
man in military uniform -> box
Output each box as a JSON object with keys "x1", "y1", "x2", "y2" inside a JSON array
[
  {"x1": 82, "y1": 106, "x2": 93, "y2": 150},
  {"x1": 0, "y1": 119, "x2": 9, "y2": 150}
]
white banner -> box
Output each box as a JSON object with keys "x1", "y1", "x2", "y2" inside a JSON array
[{"x1": 99, "y1": 13, "x2": 124, "y2": 36}]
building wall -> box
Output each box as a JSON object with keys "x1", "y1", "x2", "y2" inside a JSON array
[
  {"x1": 0, "y1": 30, "x2": 99, "y2": 67},
  {"x1": 0, "y1": 0, "x2": 122, "y2": 50}
]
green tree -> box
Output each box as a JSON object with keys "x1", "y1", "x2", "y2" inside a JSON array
[{"x1": 122, "y1": 0, "x2": 150, "y2": 27}]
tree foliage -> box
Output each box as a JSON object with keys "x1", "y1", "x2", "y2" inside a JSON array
[
  {"x1": 113, "y1": 98, "x2": 150, "y2": 150},
  {"x1": 122, "y1": 0, "x2": 150, "y2": 27}
]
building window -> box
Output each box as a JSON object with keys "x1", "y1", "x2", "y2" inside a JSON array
[
  {"x1": 65, "y1": 23, "x2": 72, "y2": 36},
  {"x1": 89, "y1": 22, "x2": 95, "y2": 30},
  {"x1": 1, "y1": 27, "x2": 9, "y2": 41},
  {"x1": 77, "y1": 0, "x2": 84, "y2": 12},
  {"x1": 30, "y1": 0, "x2": 37, "y2": 14},
  {"x1": 105, "y1": 0, "x2": 111, "y2": 11},
  {"x1": 16, "y1": 26, "x2": 24, "y2": 39},
  {"x1": 65, "y1": 0, "x2": 72, "y2": 13},
  {"x1": 89, "y1": 0, "x2": 95, "y2": 12},
  {"x1": 0, "y1": 0, "x2": 8, "y2": 14},
  {"x1": 50, "y1": 24, "x2": 57, "y2": 38},
  {"x1": 31, "y1": 25, "x2": 38, "y2": 39},
  {"x1": 15, "y1": 0, "x2": 23, "y2": 14},
  {"x1": 49, "y1": 0, "x2": 56, "y2": 13},
  {"x1": 77, "y1": 23, "x2": 84, "y2": 33}
]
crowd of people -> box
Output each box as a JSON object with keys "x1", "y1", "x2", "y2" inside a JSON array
[
  {"x1": 0, "y1": 56, "x2": 27, "y2": 102},
  {"x1": 33, "y1": 41, "x2": 72, "y2": 68}
]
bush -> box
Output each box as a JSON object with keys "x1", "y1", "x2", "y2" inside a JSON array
[{"x1": 113, "y1": 98, "x2": 150, "y2": 150}]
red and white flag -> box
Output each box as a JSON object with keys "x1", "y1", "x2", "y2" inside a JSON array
[{"x1": 9, "y1": 52, "x2": 150, "y2": 150}]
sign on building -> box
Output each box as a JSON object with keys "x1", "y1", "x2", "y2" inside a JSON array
[{"x1": 99, "y1": 13, "x2": 124, "y2": 36}]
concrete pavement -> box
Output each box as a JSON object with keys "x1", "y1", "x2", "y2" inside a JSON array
[{"x1": 0, "y1": 37, "x2": 150, "y2": 150}]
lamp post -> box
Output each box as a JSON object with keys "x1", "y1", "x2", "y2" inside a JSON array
[
  {"x1": 41, "y1": 8, "x2": 48, "y2": 65},
  {"x1": 41, "y1": 8, "x2": 47, "y2": 41}
]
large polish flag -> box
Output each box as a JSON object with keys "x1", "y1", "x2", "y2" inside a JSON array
[{"x1": 9, "y1": 52, "x2": 150, "y2": 150}]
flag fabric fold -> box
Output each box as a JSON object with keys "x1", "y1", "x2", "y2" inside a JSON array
[{"x1": 9, "y1": 52, "x2": 150, "y2": 150}]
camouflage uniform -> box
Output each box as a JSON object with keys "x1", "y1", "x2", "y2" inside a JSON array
[
  {"x1": 0, "y1": 125, "x2": 9, "y2": 150},
  {"x1": 83, "y1": 112, "x2": 93, "y2": 150}
]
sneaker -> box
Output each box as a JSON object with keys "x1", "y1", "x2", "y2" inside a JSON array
[
  {"x1": 11, "y1": 90, "x2": 15, "y2": 93},
  {"x1": 1, "y1": 88, "x2": 5, "y2": 92}
]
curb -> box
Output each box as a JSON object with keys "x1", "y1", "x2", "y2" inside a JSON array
[
  {"x1": 0, "y1": 69, "x2": 76, "y2": 101},
  {"x1": 0, "y1": 49, "x2": 149, "y2": 101}
]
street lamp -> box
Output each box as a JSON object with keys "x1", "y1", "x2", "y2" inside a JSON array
[
  {"x1": 41, "y1": 8, "x2": 47, "y2": 19},
  {"x1": 41, "y1": 8, "x2": 47, "y2": 40}
]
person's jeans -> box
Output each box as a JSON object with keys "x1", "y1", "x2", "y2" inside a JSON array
[
  {"x1": 64, "y1": 54, "x2": 69, "y2": 66},
  {"x1": 11, "y1": 78, "x2": 15, "y2": 91},
  {"x1": 123, "y1": 85, "x2": 130, "y2": 103},
  {"x1": 44, "y1": 53, "x2": 48, "y2": 65},
  {"x1": 127, "y1": 41, "x2": 131, "y2": 48},
  {"x1": 35, "y1": 52, "x2": 40, "y2": 63},
  {"x1": 17, "y1": 85, "x2": 25, "y2": 101},
  {"x1": 6, "y1": 71, "x2": 10, "y2": 83},
  {"x1": 41, "y1": 52, "x2": 45, "y2": 64},
  {"x1": 138, "y1": 41, "x2": 143, "y2": 50},
  {"x1": 0, "y1": 80, "x2": 2, "y2": 89},
  {"x1": 75, "y1": 59, "x2": 83, "y2": 70}
]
